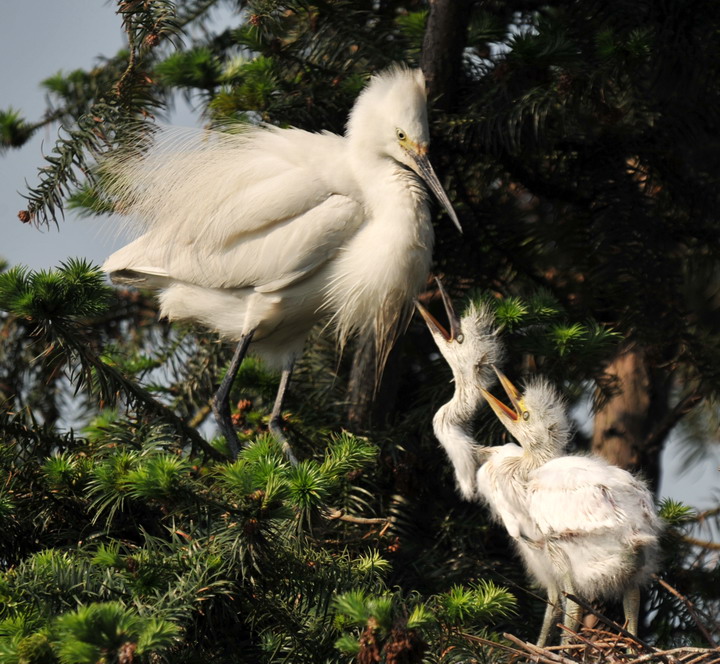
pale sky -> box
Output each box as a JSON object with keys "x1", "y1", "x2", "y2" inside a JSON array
[
  {"x1": 0, "y1": 1, "x2": 125, "y2": 271},
  {"x1": 0, "y1": 1, "x2": 718, "y2": 521}
]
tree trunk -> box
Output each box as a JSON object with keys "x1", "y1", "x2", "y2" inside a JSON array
[
  {"x1": 592, "y1": 347, "x2": 650, "y2": 469},
  {"x1": 591, "y1": 345, "x2": 672, "y2": 492},
  {"x1": 421, "y1": 0, "x2": 474, "y2": 109}
]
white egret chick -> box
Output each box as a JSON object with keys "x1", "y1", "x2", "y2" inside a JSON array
[
  {"x1": 102, "y1": 65, "x2": 460, "y2": 459},
  {"x1": 482, "y1": 371, "x2": 661, "y2": 645},
  {"x1": 415, "y1": 280, "x2": 503, "y2": 499},
  {"x1": 419, "y1": 290, "x2": 559, "y2": 642}
]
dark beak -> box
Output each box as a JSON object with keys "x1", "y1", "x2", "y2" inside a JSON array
[
  {"x1": 412, "y1": 151, "x2": 463, "y2": 234},
  {"x1": 415, "y1": 278, "x2": 462, "y2": 342},
  {"x1": 481, "y1": 366, "x2": 524, "y2": 422}
]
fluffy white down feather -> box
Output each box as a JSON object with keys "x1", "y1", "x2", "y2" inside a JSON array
[
  {"x1": 427, "y1": 321, "x2": 661, "y2": 643},
  {"x1": 479, "y1": 378, "x2": 661, "y2": 604},
  {"x1": 527, "y1": 455, "x2": 660, "y2": 599},
  {"x1": 429, "y1": 301, "x2": 504, "y2": 499},
  {"x1": 476, "y1": 443, "x2": 560, "y2": 591},
  {"x1": 102, "y1": 66, "x2": 437, "y2": 370}
]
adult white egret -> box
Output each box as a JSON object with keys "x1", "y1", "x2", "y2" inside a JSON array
[
  {"x1": 102, "y1": 65, "x2": 461, "y2": 459},
  {"x1": 415, "y1": 280, "x2": 502, "y2": 499},
  {"x1": 481, "y1": 371, "x2": 661, "y2": 645}
]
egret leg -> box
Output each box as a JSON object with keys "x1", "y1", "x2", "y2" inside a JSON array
[
  {"x1": 537, "y1": 586, "x2": 562, "y2": 647},
  {"x1": 212, "y1": 332, "x2": 255, "y2": 459},
  {"x1": 269, "y1": 362, "x2": 297, "y2": 464},
  {"x1": 623, "y1": 585, "x2": 641, "y2": 636},
  {"x1": 560, "y1": 578, "x2": 583, "y2": 645}
]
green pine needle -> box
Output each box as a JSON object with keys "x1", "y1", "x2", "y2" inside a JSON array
[{"x1": 658, "y1": 498, "x2": 697, "y2": 526}]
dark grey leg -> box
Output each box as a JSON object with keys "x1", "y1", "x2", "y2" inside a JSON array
[
  {"x1": 269, "y1": 362, "x2": 297, "y2": 464},
  {"x1": 212, "y1": 332, "x2": 254, "y2": 459}
]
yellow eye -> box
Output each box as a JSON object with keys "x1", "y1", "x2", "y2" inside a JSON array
[
  {"x1": 522, "y1": 411, "x2": 530, "y2": 421},
  {"x1": 396, "y1": 128, "x2": 407, "y2": 141}
]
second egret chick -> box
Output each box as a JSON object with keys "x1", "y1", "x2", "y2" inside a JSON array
[
  {"x1": 482, "y1": 372, "x2": 661, "y2": 645},
  {"x1": 415, "y1": 281, "x2": 503, "y2": 499}
]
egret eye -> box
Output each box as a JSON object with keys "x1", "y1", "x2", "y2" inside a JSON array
[
  {"x1": 522, "y1": 411, "x2": 530, "y2": 421},
  {"x1": 396, "y1": 128, "x2": 407, "y2": 141},
  {"x1": 455, "y1": 333, "x2": 464, "y2": 344}
]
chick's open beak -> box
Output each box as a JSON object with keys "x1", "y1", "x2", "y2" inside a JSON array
[
  {"x1": 481, "y1": 366, "x2": 524, "y2": 422},
  {"x1": 415, "y1": 278, "x2": 462, "y2": 342},
  {"x1": 411, "y1": 150, "x2": 463, "y2": 234}
]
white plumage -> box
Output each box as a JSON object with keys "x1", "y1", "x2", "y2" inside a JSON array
[
  {"x1": 102, "y1": 65, "x2": 460, "y2": 457},
  {"x1": 481, "y1": 373, "x2": 661, "y2": 645},
  {"x1": 419, "y1": 289, "x2": 660, "y2": 645},
  {"x1": 415, "y1": 281, "x2": 503, "y2": 499}
]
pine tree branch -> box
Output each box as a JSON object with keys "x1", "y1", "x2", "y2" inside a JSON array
[
  {"x1": 20, "y1": 1, "x2": 180, "y2": 227},
  {"x1": 644, "y1": 391, "x2": 704, "y2": 455},
  {"x1": 70, "y1": 336, "x2": 225, "y2": 461},
  {"x1": 655, "y1": 576, "x2": 719, "y2": 647}
]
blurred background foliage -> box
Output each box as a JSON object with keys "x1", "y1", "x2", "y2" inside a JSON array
[{"x1": 1, "y1": 1, "x2": 719, "y2": 662}]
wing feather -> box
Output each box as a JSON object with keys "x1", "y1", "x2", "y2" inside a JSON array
[
  {"x1": 103, "y1": 124, "x2": 364, "y2": 291},
  {"x1": 527, "y1": 456, "x2": 642, "y2": 535},
  {"x1": 105, "y1": 194, "x2": 363, "y2": 291},
  {"x1": 103, "y1": 124, "x2": 349, "y2": 242}
]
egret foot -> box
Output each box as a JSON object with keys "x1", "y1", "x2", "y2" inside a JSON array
[{"x1": 212, "y1": 332, "x2": 254, "y2": 459}]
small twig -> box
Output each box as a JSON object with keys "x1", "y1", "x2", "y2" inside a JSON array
[
  {"x1": 654, "y1": 577, "x2": 719, "y2": 648},
  {"x1": 623, "y1": 650, "x2": 676, "y2": 664},
  {"x1": 681, "y1": 535, "x2": 720, "y2": 552},
  {"x1": 457, "y1": 632, "x2": 529, "y2": 658},
  {"x1": 188, "y1": 403, "x2": 212, "y2": 429},
  {"x1": 696, "y1": 507, "x2": 720, "y2": 521},
  {"x1": 685, "y1": 649, "x2": 720, "y2": 664},
  {"x1": 603, "y1": 626, "x2": 629, "y2": 657},
  {"x1": 624, "y1": 646, "x2": 720, "y2": 664},
  {"x1": 503, "y1": 632, "x2": 580, "y2": 664},
  {"x1": 556, "y1": 624, "x2": 611, "y2": 656},
  {"x1": 563, "y1": 593, "x2": 653, "y2": 652},
  {"x1": 324, "y1": 508, "x2": 388, "y2": 525}
]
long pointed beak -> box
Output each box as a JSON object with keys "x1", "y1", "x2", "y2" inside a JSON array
[
  {"x1": 412, "y1": 152, "x2": 462, "y2": 234},
  {"x1": 481, "y1": 366, "x2": 524, "y2": 422},
  {"x1": 415, "y1": 278, "x2": 462, "y2": 342}
]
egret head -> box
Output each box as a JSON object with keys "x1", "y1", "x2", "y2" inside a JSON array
[
  {"x1": 482, "y1": 371, "x2": 570, "y2": 457},
  {"x1": 416, "y1": 280, "x2": 503, "y2": 391},
  {"x1": 347, "y1": 65, "x2": 461, "y2": 232}
]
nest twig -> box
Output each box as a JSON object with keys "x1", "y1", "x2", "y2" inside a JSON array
[
  {"x1": 475, "y1": 579, "x2": 720, "y2": 664},
  {"x1": 500, "y1": 629, "x2": 720, "y2": 664}
]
